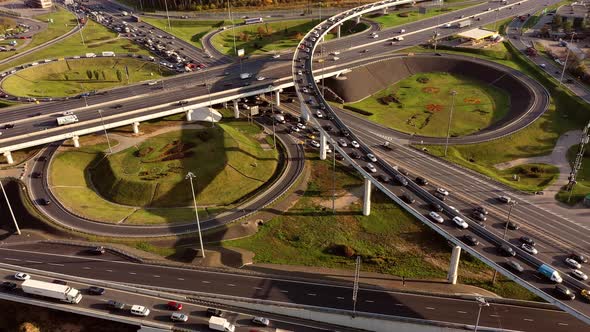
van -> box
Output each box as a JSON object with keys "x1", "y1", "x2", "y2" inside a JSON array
[{"x1": 130, "y1": 305, "x2": 150, "y2": 316}]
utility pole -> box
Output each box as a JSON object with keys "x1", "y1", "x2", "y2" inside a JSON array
[
  {"x1": 493, "y1": 200, "x2": 517, "y2": 283},
  {"x1": 0, "y1": 179, "x2": 20, "y2": 235},
  {"x1": 186, "y1": 172, "x2": 206, "y2": 258},
  {"x1": 560, "y1": 32, "x2": 576, "y2": 86},
  {"x1": 352, "y1": 255, "x2": 361, "y2": 317},
  {"x1": 163, "y1": 0, "x2": 171, "y2": 31},
  {"x1": 269, "y1": 85, "x2": 276, "y2": 149},
  {"x1": 444, "y1": 90, "x2": 457, "y2": 157},
  {"x1": 567, "y1": 121, "x2": 590, "y2": 202},
  {"x1": 77, "y1": 16, "x2": 85, "y2": 46},
  {"x1": 332, "y1": 138, "x2": 336, "y2": 214},
  {"x1": 97, "y1": 109, "x2": 113, "y2": 154},
  {"x1": 474, "y1": 297, "x2": 489, "y2": 332}
]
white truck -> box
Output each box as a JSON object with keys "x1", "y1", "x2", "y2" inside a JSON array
[
  {"x1": 56, "y1": 115, "x2": 79, "y2": 126},
  {"x1": 21, "y1": 279, "x2": 83, "y2": 304},
  {"x1": 85, "y1": 53, "x2": 97, "y2": 58},
  {"x1": 457, "y1": 19, "x2": 472, "y2": 28},
  {"x1": 121, "y1": 11, "x2": 129, "y2": 16},
  {"x1": 239, "y1": 73, "x2": 252, "y2": 80},
  {"x1": 273, "y1": 113, "x2": 286, "y2": 123},
  {"x1": 101, "y1": 51, "x2": 115, "y2": 57},
  {"x1": 209, "y1": 316, "x2": 235, "y2": 332}
]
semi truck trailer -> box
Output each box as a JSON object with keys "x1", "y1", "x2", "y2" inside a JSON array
[
  {"x1": 537, "y1": 264, "x2": 563, "y2": 283},
  {"x1": 21, "y1": 279, "x2": 83, "y2": 304},
  {"x1": 56, "y1": 115, "x2": 79, "y2": 126}
]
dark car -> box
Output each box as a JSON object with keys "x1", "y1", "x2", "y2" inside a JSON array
[
  {"x1": 555, "y1": 284, "x2": 575, "y2": 300},
  {"x1": 112, "y1": 104, "x2": 123, "y2": 109},
  {"x1": 401, "y1": 192, "x2": 415, "y2": 204},
  {"x1": 570, "y1": 252, "x2": 588, "y2": 264},
  {"x1": 89, "y1": 246, "x2": 106, "y2": 255},
  {"x1": 206, "y1": 308, "x2": 223, "y2": 317},
  {"x1": 498, "y1": 244, "x2": 516, "y2": 257},
  {"x1": 107, "y1": 300, "x2": 126, "y2": 309},
  {"x1": 462, "y1": 235, "x2": 479, "y2": 246},
  {"x1": 53, "y1": 280, "x2": 67, "y2": 285},
  {"x1": 430, "y1": 202, "x2": 444, "y2": 212},
  {"x1": 323, "y1": 125, "x2": 333, "y2": 132},
  {"x1": 31, "y1": 172, "x2": 42, "y2": 178},
  {"x1": 473, "y1": 206, "x2": 488, "y2": 215},
  {"x1": 520, "y1": 236, "x2": 535, "y2": 246},
  {"x1": 505, "y1": 221, "x2": 520, "y2": 230},
  {"x1": 41, "y1": 198, "x2": 51, "y2": 205},
  {"x1": 433, "y1": 191, "x2": 446, "y2": 201},
  {"x1": 506, "y1": 260, "x2": 524, "y2": 273},
  {"x1": 335, "y1": 153, "x2": 344, "y2": 161},
  {"x1": 177, "y1": 100, "x2": 189, "y2": 106},
  {"x1": 378, "y1": 174, "x2": 390, "y2": 183},
  {"x1": 88, "y1": 286, "x2": 105, "y2": 295},
  {"x1": 1, "y1": 281, "x2": 17, "y2": 291},
  {"x1": 340, "y1": 130, "x2": 350, "y2": 137},
  {"x1": 3, "y1": 123, "x2": 14, "y2": 129},
  {"x1": 350, "y1": 152, "x2": 360, "y2": 159},
  {"x1": 415, "y1": 177, "x2": 428, "y2": 186},
  {"x1": 398, "y1": 168, "x2": 409, "y2": 176},
  {"x1": 471, "y1": 212, "x2": 486, "y2": 222}
]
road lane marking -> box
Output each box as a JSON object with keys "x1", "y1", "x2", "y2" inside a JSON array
[
  {"x1": 177, "y1": 278, "x2": 185, "y2": 281},
  {"x1": 280, "y1": 290, "x2": 289, "y2": 293},
  {"x1": 25, "y1": 260, "x2": 41, "y2": 264},
  {"x1": 524, "y1": 318, "x2": 534, "y2": 321},
  {"x1": 48, "y1": 263, "x2": 64, "y2": 266},
  {"x1": 365, "y1": 300, "x2": 374, "y2": 303},
  {"x1": 489, "y1": 314, "x2": 500, "y2": 318},
  {"x1": 425, "y1": 307, "x2": 435, "y2": 310},
  {"x1": 153, "y1": 275, "x2": 160, "y2": 278},
  {"x1": 557, "y1": 323, "x2": 568, "y2": 326},
  {"x1": 227, "y1": 283, "x2": 235, "y2": 286},
  {"x1": 395, "y1": 303, "x2": 404, "y2": 306},
  {"x1": 83, "y1": 267, "x2": 91, "y2": 269},
  {"x1": 201, "y1": 281, "x2": 211, "y2": 283},
  {"x1": 129, "y1": 272, "x2": 136, "y2": 275},
  {"x1": 307, "y1": 293, "x2": 317, "y2": 296},
  {"x1": 4, "y1": 258, "x2": 20, "y2": 261},
  {"x1": 336, "y1": 296, "x2": 345, "y2": 299},
  {"x1": 253, "y1": 287, "x2": 263, "y2": 290},
  {"x1": 105, "y1": 269, "x2": 113, "y2": 272},
  {"x1": 457, "y1": 311, "x2": 467, "y2": 314}
]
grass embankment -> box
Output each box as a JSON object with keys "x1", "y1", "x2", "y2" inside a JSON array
[
  {"x1": 402, "y1": 42, "x2": 589, "y2": 193},
  {"x1": 0, "y1": 6, "x2": 77, "y2": 61},
  {"x1": 345, "y1": 72, "x2": 510, "y2": 137},
  {"x1": 224, "y1": 155, "x2": 539, "y2": 300},
  {"x1": 50, "y1": 119, "x2": 279, "y2": 224},
  {"x1": 211, "y1": 19, "x2": 368, "y2": 56},
  {"x1": 0, "y1": 19, "x2": 151, "y2": 73},
  {"x1": 1, "y1": 58, "x2": 172, "y2": 97},
  {"x1": 141, "y1": 17, "x2": 230, "y2": 49},
  {"x1": 556, "y1": 146, "x2": 590, "y2": 204},
  {"x1": 368, "y1": 5, "x2": 470, "y2": 28}
]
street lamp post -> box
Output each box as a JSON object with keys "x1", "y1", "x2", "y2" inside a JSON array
[
  {"x1": 559, "y1": 32, "x2": 576, "y2": 86},
  {"x1": 444, "y1": 90, "x2": 457, "y2": 157},
  {"x1": 186, "y1": 172, "x2": 206, "y2": 258},
  {"x1": 163, "y1": 0, "x2": 172, "y2": 31},
  {"x1": 474, "y1": 297, "x2": 489, "y2": 332},
  {"x1": 492, "y1": 200, "x2": 517, "y2": 283},
  {"x1": 97, "y1": 109, "x2": 113, "y2": 154},
  {"x1": 0, "y1": 179, "x2": 20, "y2": 235},
  {"x1": 269, "y1": 85, "x2": 276, "y2": 149}
]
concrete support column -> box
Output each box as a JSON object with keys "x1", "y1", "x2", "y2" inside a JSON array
[
  {"x1": 132, "y1": 122, "x2": 140, "y2": 134},
  {"x1": 382, "y1": 7, "x2": 387, "y2": 15},
  {"x1": 337, "y1": 24, "x2": 341, "y2": 39},
  {"x1": 363, "y1": 177, "x2": 371, "y2": 216},
  {"x1": 72, "y1": 136, "x2": 80, "y2": 148},
  {"x1": 356, "y1": 15, "x2": 361, "y2": 24},
  {"x1": 233, "y1": 100, "x2": 240, "y2": 119},
  {"x1": 223, "y1": 102, "x2": 228, "y2": 108},
  {"x1": 186, "y1": 109, "x2": 192, "y2": 122},
  {"x1": 319, "y1": 131, "x2": 327, "y2": 160},
  {"x1": 3, "y1": 151, "x2": 14, "y2": 165},
  {"x1": 274, "y1": 90, "x2": 280, "y2": 107},
  {"x1": 300, "y1": 102, "x2": 310, "y2": 122},
  {"x1": 447, "y1": 246, "x2": 462, "y2": 284}
]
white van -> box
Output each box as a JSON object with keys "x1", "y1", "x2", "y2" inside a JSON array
[{"x1": 130, "y1": 305, "x2": 150, "y2": 317}]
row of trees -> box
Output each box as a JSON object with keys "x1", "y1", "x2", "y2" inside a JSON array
[
  {"x1": 136, "y1": 0, "x2": 340, "y2": 11},
  {"x1": 63, "y1": 69, "x2": 124, "y2": 82}
]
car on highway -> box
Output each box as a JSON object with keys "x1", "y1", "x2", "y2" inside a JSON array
[
  {"x1": 582, "y1": 289, "x2": 590, "y2": 302},
  {"x1": 107, "y1": 300, "x2": 126, "y2": 309},
  {"x1": 130, "y1": 305, "x2": 150, "y2": 316},
  {"x1": 53, "y1": 280, "x2": 67, "y2": 285},
  {"x1": 256, "y1": 76, "x2": 266, "y2": 81},
  {"x1": 499, "y1": 244, "x2": 516, "y2": 257},
  {"x1": 297, "y1": 122, "x2": 306, "y2": 129},
  {"x1": 498, "y1": 195, "x2": 512, "y2": 203},
  {"x1": 428, "y1": 211, "x2": 444, "y2": 223},
  {"x1": 89, "y1": 246, "x2": 106, "y2": 255},
  {"x1": 206, "y1": 308, "x2": 223, "y2": 317},
  {"x1": 366, "y1": 163, "x2": 377, "y2": 173},
  {"x1": 1, "y1": 281, "x2": 17, "y2": 291},
  {"x1": 572, "y1": 269, "x2": 588, "y2": 281},
  {"x1": 338, "y1": 139, "x2": 347, "y2": 147},
  {"x1": 310, "y1": 140, "x2": 320, "y2": 148},
  {"x1": 462, "y1": 235, "x2": 479, "y2": 246},
  {"x1": 401, "y1": 192, "x2": 415, "y2": 204},
  {"x1": 554, "y1": 284, "x2": 575, "y2": 300},
  {"x1": 112, "y1": 104, "x2": 123, "y2": 109},
  {"x1": 350, "y1": 151, "x2": 360, "y2": 159},
  {"x1": 565, "y1": 257, "x2": 582, "y2": 269},
  {"x1": 167, "y1": 301, "x2": 183, "y2": 311},
  {"x1": 252, "y1": 316, "x2": 270, "y2": 326},
  {"x1": 505, "y1": 221, "x2": 519, "y2": 230},
  {"x1": 520, "y1": 243, "x2": 538, "y2": 255},
  {"x1": 570, "y1": 252, "x2": 588, "y2": 264},
  {"x1": 351, "y1": 140, "x2": 360, "y2": 148},
  {"x1": 14, "y1": 272, "x2": 30, "y2": 281},
  {"x1": 471, "y1": 212, "x2": 486, "y2": 222},
  {"x1": 506, "y1": 260, "x2": 524, "y2": 273},
  {"x1": 291, "y1": 126, "x2": 301, "y2": 133},
  {"x1": 31, "y1": 172, "x2": 42, "y2": 178},
  {"x1": 272, "y1": 54, "x2": 281, "y2": 58},
  {"x1": 88, "y1": 286, "x2": 105, "y2": 295},
  {"x1": 473, "y1": 206, "x2": 488, "y2": 215},
  {"x1": 430, "y1": 202, "x2": 443, "y2": 212},
  {"x1": 366, "y1": 153, "x2": 377, "y2": 162},
  {"x1": 316, "y1": 111, "x2": 323, "y2": 118},
  {"x1": 170, "y1": 312, "x2": 189, "y2": 322},
  {"x1": 452, "y1": 216, "x2": 468, "y2": 229},
  {"x1": 520, "y1": 236, "x2": 535, "y2": 246},
  {"x1": 378, "y1": 174, "x2": 390, "y2": 183},
  {"x1": 436, "y1": 188, "x2": 449, "y2": 196},
  {"x1": 415, "y1": 176, "x2": 428, "y2": 185},
  {"x1": 433, "y1": 192, "x2": 446, "y2": 201},
  {"x1": 394, "y1": 174, "x2": 408, "y2": 186}
]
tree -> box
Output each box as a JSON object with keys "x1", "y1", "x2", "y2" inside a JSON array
[
  {"x1": 64, "y1": 74, "x2": 69, "y2": 81},
  {"x1": 540, "y1": 24, "x2": 550, "y2": 37},
  {"x1": 116, "y1": 69, "x2": 122, "y2": 82},
  {"x1": 257, "y1": 26, "x2": 266, "y2": 37},
  {"x1": 93, "y1": 70, "x2": 99, "y2": 80},
  {"x1": 563, "y1": 20, "x2": 573, "y2": 33},
  {"x1": 101, "y1": 70, "x2": 106, "y2": 80}
]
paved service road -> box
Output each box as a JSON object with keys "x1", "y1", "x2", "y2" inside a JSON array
[{"x1": 0, "y1": 247, "x2": 584, "y2": 332}]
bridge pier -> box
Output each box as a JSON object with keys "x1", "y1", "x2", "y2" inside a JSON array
[
  {"x1": 274, "y1": 90, "x2": 281, "y2": 107},
  {"x1": 356, "y1": 15, "x2": 361, "y2": 24},
  {"x1": 132, "y1": 122, "x2": 140, "y2": 134},
  {"x1": 319, "y1": 131, "x2": 327, "y2": 160},
  {"x1": 72, "y1": 136, "x2": 80, "y2": 148},
  {"x1": 337, "y1": 24, "x2": 341, "y2": 38},
  {"x1": 186, "y1": 109, "x2": 193, "y2": 121},
  {"x1": 447, "y1": 246, "x2": 461, "y2": 284},
  {"x1": 3, "y1": 151, "x2": 13, "y2": 165},
  {"x1": 363, "y1": 177, "x2": 371, "y2": 216},
  {"x1": 300, "y1": 103, "x2": 310, "y2": 122},
  {"x1": 233, "y1": 100, "x2": 240, "y2": 119},
  {"x1": 382, "y1": 7, "x2": 387, "y2": 15}
]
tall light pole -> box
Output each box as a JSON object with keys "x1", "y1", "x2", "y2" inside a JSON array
[
  {"x1": 332, "y1": 137, "x2": 336, "y2": 214},
  {"x1": 0, "y1": 179, "x2": 20, "y2": 235},
  {"x1": 77, "y1": 16, "x2": 85, "y2": 46},
  {"x1": 567, "y1": 121, "x2": 590, "y2": 202},
  {"x1": 268, "y1": 85, "x2": 276, "y2": 149},
  {"x1": 186, "y1": 172, "x2": 206, "y2": 258},
  {"x1": 163, "y1": 0, "x2": 171, "y2": 31},
  {"x1": 228, "y1": 0, "x2": 237, "y2": 56},
  {"x1": 559, "y1": 32, "x2": 576, "y2": 86},
  {"x1": 474, "y1": 297, "x2": 489, "y2": 332},
  {"x1": 97, "y1": 109, "x2": 113, "y2": 154},
  {"x1": 492, "y1": 200, "x2": 517, "y2": 283},
  {"x1": 444, "y1": 90, "x2": 457, "y2": 157}
]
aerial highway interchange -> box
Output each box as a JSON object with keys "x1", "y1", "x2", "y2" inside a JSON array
[{"x1": 1, "y1": 0, "x2": 590, "y2": 330}]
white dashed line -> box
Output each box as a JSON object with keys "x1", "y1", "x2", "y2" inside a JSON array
[
  {"x1": 307, "y1": 293, "x2": 317, "y2": 296},
  {"x1": 202, "y1": 281, "x2": 211, "y2": 284},
  {"x1": 253, "y1": 287, "x2": 263, "y2": 290},
  {"x1": 105, "y1": 269, "x2": 113, "y2": 272},
  {"x1": 4, "y1": 258, "x2": 20, "y2": 261},
  {"x1": 153, "y1": 275, "x2": 160, "y2": 278},
  {"x1": 365, "y1": 300, "x2": 374, "y2": 303},
  {"x1": 83, "y1": 267, "x2": 91, "y2": 270},
  {"x1": 227, "y1": 283, "x2": 235, "y2": 286},
  {"x1": 557, "y1": 323, "x2": 569, "y2": 326},
  {"x1": 26, "y1": 260, "x2": 41, "y2": 264},
  {"x1": 177, "y1": 278, "x2": 185, "y2": 281},
  {"x1": 129, "y1": 272, "x2": 136, "y2": 275},
  {"x1": 425, "y1": 307, "x2": 435, "y2": 310},
  {"x1": 457, "y1": 311, "x2": 468, "y2": 314},
  {"x1": 489, "y1": 314, "x2": 500, "y2": 318},
  {"x1": 395, "y1": 303, "x2": 404, "y2": 306},
  {"x1": 336, "y1": 296, "x2": 345, "y2": 300},
  {"x1": 48, "y1": 263, "x2": 64, "y2": 266},
  {"x1": 523, "y1": 318, "x2": 534, "y2": 322}
]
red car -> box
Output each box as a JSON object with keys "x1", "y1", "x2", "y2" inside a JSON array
[{"x1": 167, "y1": 301, "x2": 183, "y2": 311}]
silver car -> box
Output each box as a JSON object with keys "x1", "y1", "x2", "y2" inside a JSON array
[
  {"x1": 366, "y1": 163, "x2": 377, "y2": 173},
  {"x1": 428, "y1": 211, "x2": 444, "y2": 223}
]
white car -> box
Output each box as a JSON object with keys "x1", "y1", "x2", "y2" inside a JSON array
[
  {"x1": 351, "y1": 140, "x2": 360, "y2": 148},
  {"x1": 297, "y1": 70, "x2": 303, "y2": 75},
  {"x1": 252, "y1": 316, "x2": 270, "y2": 326},
  {"x1": 256, "y1": 76, "x2": 266, "y2": 81},
  {"x1": 539, "y1": 63, "x2": 546, "y2": 68},
  {"x1": 453, "y1": 216, "x2": 468, "y2": 229},
  {"x1": 437, "y1": 188, "x2": 450, "y2": 196},
  {"x1": 338, "y1": 139, "x2": 347, "y2": 147},
  {"x1": 366, "y1": 163, "x2": 377, "y2": 173},
  {"x1": 310, "y1": 140, "x2": 320, "y2": 148},
  {"x1": 372, "y1": 34, "x2": 379, "y2": 39},
  {"x1": 400, "y1": 29, "x2": 406, "y2": 33},
  {"x1": 520, "y1": 243, "x2": 538, "y2": 255},
  {"x1": 291, "y1": 126, "x2": 300, "y2": 133},
  {"x1": 572, "y1": 269, "x2": 588, "y2": 281},
  {"x1": 429, "y1": 211, "x2": 444, "y2": 223},
  {"x1": 565, "y1": 257, "x2": 582, "y2": 269},
  {"x1": 449, "y1": 206, "x2": 459, "y2": 213},
  {"x1": 14, "y1": 272, "x2": 30, "y2": 281},
  {"x1": 272, "y1": 54, "x2": 281, "y2": 58},
  {"x1": 316, "y1": 111, "x2": 323, "y2": 118},
  {"x1": 297, "y1": 122, "x2": 306, "y2": 129},
  {"x1": 332, "y1": 56, "x2": 340, "y2": 61},
  {"x1": 170, "y1": 312, "x2": 189, "y2": 322},
  {"x1": 366, "y1": 153, "x2": 377, "y2": 162}
]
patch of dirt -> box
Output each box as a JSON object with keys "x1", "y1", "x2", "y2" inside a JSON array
[
  {"x1": 463, "y1": 97, "x2": 481, "y2": 104},
  {"x1": 421, "y1": 87, "x2": 440, "y2": 94},
  {"x1": 314, "y1": 185, "x2": 363, "y2": 210},
  {"x1": 426, "y1": 104, "x2": 443, "y2": 112}
]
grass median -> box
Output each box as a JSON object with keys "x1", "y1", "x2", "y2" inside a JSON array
[
  {"x1": 368, "y1": 4, "x2": 471, "y2": 28},
  {"x1": 140, "y1": 17, "x2": 231, "y2": 49}
]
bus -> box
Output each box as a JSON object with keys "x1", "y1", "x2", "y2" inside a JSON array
[{"x1": 244, "y1": 17, "x2": 263, "y2": 25}]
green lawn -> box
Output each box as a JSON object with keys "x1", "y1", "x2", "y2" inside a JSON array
[
  {"x1": 345, "y1": 72, "x2": 510, "y2": 137},
  {"x1": 369, "y1": 5, "x2": 470, "y2": 28},
  {"x1": 141, "y1": 17, "x2": 230, "y2": 49},
  {"x1": 225, "y1": 155, "x2": 539, "y2": 300},
  {"x1": 50, "y1": 120, "x2": 279, "y2": 223},
  {"x1": 556, "y1": 146, "x2": 590, "y2": 204},
  {"x1": 404, "y1": 42, "x2": 590, "y2": 193},
  {"x1": 1, "y1": 57, "x2": 172, "y2": 97},
  {"x1": 0, "y1": 19, "x2": 152, "y2": 73},
  {"x1": 0, "y1": 6, "x2": 77, "y2": 61},
  {"x1": 211, "y1": 19, "x2": 367, "y2": 56}
]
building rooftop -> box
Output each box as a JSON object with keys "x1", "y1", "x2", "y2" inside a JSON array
[{"x1": 457, "y1": 28, "x2": 498, "y2": 40}]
